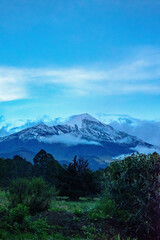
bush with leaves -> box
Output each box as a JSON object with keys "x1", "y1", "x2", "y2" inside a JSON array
[
  {"x1": 5, "y1": 204, "x2": 29, "y2": 233},
  {"x1": 26, "y1": 177, "x2": 54, "y2": 214},
  {"x1": 1, "y1": 204, "x2": 50, "y2": 237},
  {"x1": 8, "y1": 178, "x2": 30, "y2": 208},
  {"x1": 8, "y1": 177, "x2": 55, "y2": 214},
  {"x1": 7, "y1": 204, "x2": 29, "y2": 224},
  {"x1": 29, "y1": 217, "x2": 50, "y2": 235},
  {"x1": 105, "y1": 153, "x2": 160, "y2": 239}
]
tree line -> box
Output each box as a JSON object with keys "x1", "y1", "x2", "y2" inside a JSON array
[{"x1": 0, "y1": 149, "x2": 104, "y2": 200}]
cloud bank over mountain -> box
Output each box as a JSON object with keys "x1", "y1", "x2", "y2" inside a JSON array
[
  {"x1": 97, "y1": 114, "x2": 160, "y2": 147},
  {"x1": 0, "y1": 113, "x2": 160, "y2": 148},
  {"x1": 39, "y1": 134, "x2": 102, "y2": 146},
  {"x1": 0, "y1": 115, "x2": 65, "y2": 137}
]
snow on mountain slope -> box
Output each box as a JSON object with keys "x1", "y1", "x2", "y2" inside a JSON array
[
  {"x1": 66, "y1": 113, "x2": 102, "y2": 128},
  {"x1": 0, "y1": 113, "x2": 159, "y2": 169},
  {"x1": 0, "y1": 113, "x2": 156, "y2": 151}
]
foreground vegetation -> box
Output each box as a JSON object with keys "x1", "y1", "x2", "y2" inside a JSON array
[
  {"x1": 0, "y1": 151, "x2": 159, "y2": 239},
  {"x1": 0, "y1": 193, "x2": 132, "y2": 240}
]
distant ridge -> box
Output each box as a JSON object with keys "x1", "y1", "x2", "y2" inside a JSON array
[{"x1": 0, "y1": 113, "x2": 158, "y2": 170}]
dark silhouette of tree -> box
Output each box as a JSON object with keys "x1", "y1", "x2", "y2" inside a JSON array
[
  {"x1": 0, "y1": 156, "x2": 33, "y2": 186},
  {"x1": 13, "y1": 155, "x2": 33, "y2": 178},
  {"x1": 33, "y1": 149, "x2": 62, "y2": 185},
  {"x1": 0, "y1": 151, "x2": 102, "y2": 197},
  {"x1": 58, "y1": 156, "x2": 99, "y2": 200}
]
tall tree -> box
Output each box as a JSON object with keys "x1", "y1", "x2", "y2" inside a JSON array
[
  {"x1": 58, "y1": 156, "x2": 99, "y2": 200},
  {"x1": 13, "y1": 155, "x2": 33, "y2": 178},
  {"x1": 33, "y1": 149, "x2": 62, "y2": 185}
]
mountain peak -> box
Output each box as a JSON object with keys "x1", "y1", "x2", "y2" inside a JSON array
[
  {"x1": 65, "y1": 113, "x2": 101, "y2": 128},
  {"x1": 36, "y1": 123, "x2": 47, "y2": 128}
]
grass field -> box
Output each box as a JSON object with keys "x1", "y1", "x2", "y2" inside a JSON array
[
  {"x1": 0, "y1": 190, "x2": 133, "y2": 240},
  {"x1": 50, "y1": 198, "x2": 97, "y2": 214}
]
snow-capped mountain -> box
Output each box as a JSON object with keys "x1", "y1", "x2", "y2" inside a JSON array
[{"x1": 0, "y1": 113, "x2": 158, "y2": 169}]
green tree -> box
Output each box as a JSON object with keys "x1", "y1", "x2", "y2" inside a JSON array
[
  {"x1": 58, "y1": 156, "x2": 99, "y2": 200},
  {"x1": 13, "y1": 155, "x2": 33, "y2": 178},
  {"x1": 33, "y1": 149, "x2": 62, "y2": 185},
  {"x1": 0, "y1": 156, "x2": 33, "y2": 187}
]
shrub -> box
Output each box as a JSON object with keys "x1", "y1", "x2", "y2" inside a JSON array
[
  {"x1": 7, "y1": 204, "x2": 29, "y2": 224},
  {"x1": 3, "y1": 205, "x2": 50, "y2": 237},
  {"x1": 29, "y1": 217, "x2": 50, "y2": 235},
  {"x1": 88, "y1": 192, "x2": 116, "y2": 220},
  {"x1": 8, "y1": 178, "x2": 55, "y2": 214},
  {"x1": 98, "y1": 191, "x2": 116, "y2": 217},
  {"x1": 105, "y1": 153, "x2": 160, "y2": 239},
  {"x1": 26, "y1": 177, "x2": 54, "y2": 214},
  {"x1": 6, "y1": 204, "x2": 29, "y2": 233},
  {"x1": 7, "y1": 178, "x2": 29, "y2": 208}
]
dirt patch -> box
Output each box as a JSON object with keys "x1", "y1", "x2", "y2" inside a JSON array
[
  {"x1": 41, "y1": 210, "x2": 128, "y2": 239},
  {"x1": 42, "y1": 210, "x2": 87, "y2": 236}
]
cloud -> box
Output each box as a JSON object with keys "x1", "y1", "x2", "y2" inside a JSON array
[
  {"x1": 0, "y1": 114, "x2": 101, "y2": 146},
  {"x1": 0, "y1": 112, "x2": 160, "y2": 149},
  {"x1": 0, "y1": 49, "x2": 160, "y2": 101},
  {"x1": 0, "y1": 115, "x2": 66, "y2": 137},
  {"x1": 0, "y1": 67, "x2": 28, "y2": 101},
  {"x1": 38, "y1": 134, "x2": 102, "y2": 146},
  {"x1": 0, "y1": 127, "x2": 10, "y2": 137},
  {"x1": 97, "y1": 113, "x2": 160, "y2": 147},
  {"x1": 131, "y1": 146, "x2": 160, "y2": 155},
  {"x1": 0, "y1": 115, "x2": 10, "y2": 137}
]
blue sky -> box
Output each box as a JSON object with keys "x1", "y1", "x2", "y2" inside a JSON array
[{"x1": 0, "y1": 0, "x2": 160, "y2": 126}]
